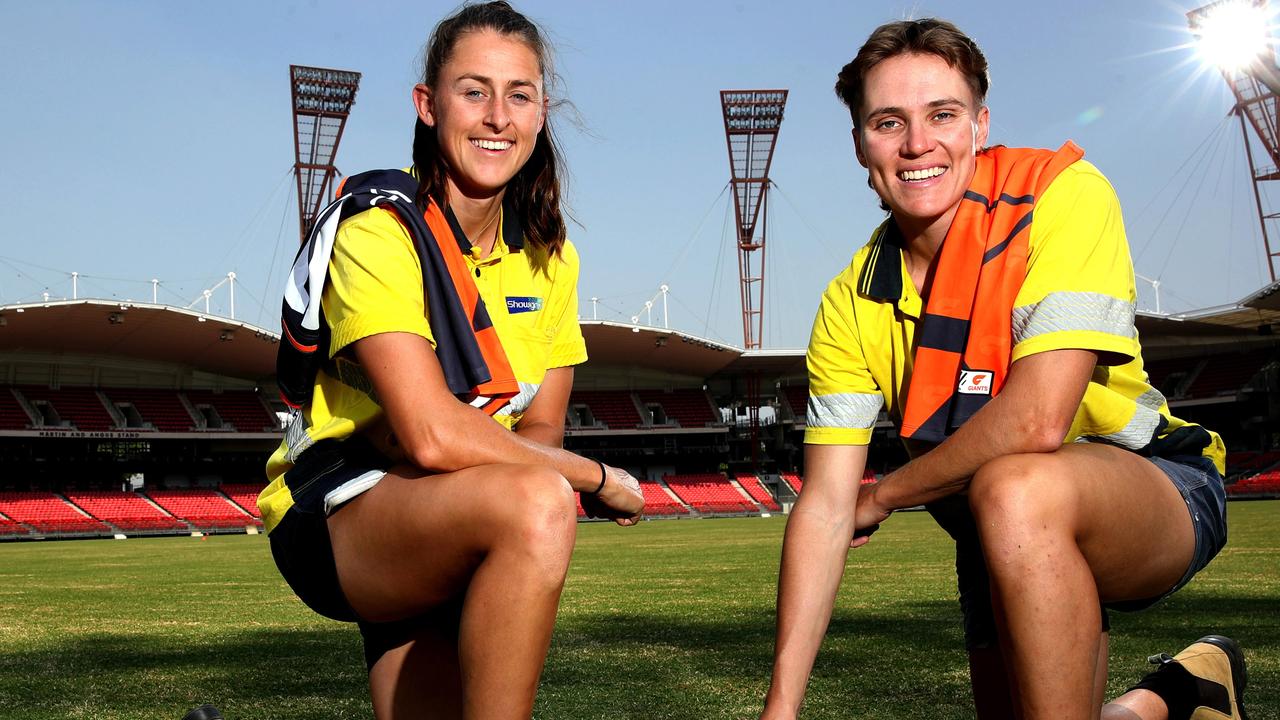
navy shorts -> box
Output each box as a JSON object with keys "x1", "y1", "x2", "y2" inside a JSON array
[
  {"x1": 931, "y1": 454, "x2": 1227, "y2": 650},
  {"x1": 269, "y1": 436, "x2": 429, "y2": 669}
]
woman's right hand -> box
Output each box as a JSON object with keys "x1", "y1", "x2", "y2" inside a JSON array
[{"x1": 582, "y1": 465, "x2": 644, "y2": 526}]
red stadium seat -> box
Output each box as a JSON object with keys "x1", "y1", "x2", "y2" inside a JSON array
[
  {"x1": 184, "y1": 390, "x2": 279, "y2": 432},
  {"x1": 145, "y1": 489, "x2": 255, "y2": 529},
  {"x1": 635, "y1": 389, "x2": 719, "y2": 428},
  {"x1": 0, "y1": 491, "x2": 110, "y2": 535},
  {"x1": 64, "y1": 490, "x2": 186, "y2": 532},
  {"x1": 734, "y1": 474, "x2": 781, "y2": 511},
  {"x1": 569, "y1": 390, "x2": 643, "y2": 429},
  {"x1": 663, "y1": 473, "x2": 757, "y2": 515}
]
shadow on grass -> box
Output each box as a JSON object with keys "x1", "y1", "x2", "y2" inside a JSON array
[{"x1": 2, "y1": 594, "x2": 1275, "y2": 720}]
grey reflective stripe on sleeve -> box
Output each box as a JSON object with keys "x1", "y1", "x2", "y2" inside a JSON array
[
  {"x1": 1011, "y1": 291, "x2": 1136, "y2": 344},
  {"x1": 807, "y1": 392, "x2": 882, "y2": 429},
  {"x1": 494, "y1": 381, "x2": 542, "y2": 417},
  {"x1": 283, "y1": 412, "x2": 315, "y2": 464},
  {"x1": 1135, "y1": 387, "x2": 1166, "y2": 411},
  {"x1": 1089, "y1": 404, "x2": 1162, "y2": 450}
]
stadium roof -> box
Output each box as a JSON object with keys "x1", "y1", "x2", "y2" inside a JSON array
[{"x1": 0, "y1": 300, "x2": 279, "y2": 382}]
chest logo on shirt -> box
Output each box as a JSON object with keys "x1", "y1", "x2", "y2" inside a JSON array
[
  {"x1": 958, "y1": 370, "x2": 993, "y2": 395},
  {"x1": 506, "y1": 296, "x2": 544, "y2": 314}
]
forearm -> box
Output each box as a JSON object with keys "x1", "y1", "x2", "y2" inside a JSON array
[
  {"x1": 515, "y1": 420, "x2": 564, "y2": 448},
  {"x1": 765, "y1": 444, "x2": 866, "y2": 715},
  {"x1": 875, "y1": 350, "x2": 1095, "y2": 511},
  {"x1": 766, "y1": 499, "x2": 855, "y2": 712},
  {"x1": 405, "y1": 400, "x2": 600, "y2": 492}
]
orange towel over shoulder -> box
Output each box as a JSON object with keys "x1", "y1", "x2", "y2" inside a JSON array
[{"x1": 900, "y1": 142, "x2": 1084, "y2": 442}]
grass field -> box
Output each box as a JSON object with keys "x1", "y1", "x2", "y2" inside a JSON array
[{"x1": 1, "y1": 500, "x2": 1276, "y2": 720}]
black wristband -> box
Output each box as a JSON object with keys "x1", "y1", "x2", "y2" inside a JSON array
[{"x1": 589, "y1": 460, "x2": 607, "y2": 495}]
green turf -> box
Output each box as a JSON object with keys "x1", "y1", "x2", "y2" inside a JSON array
[{"x1": 1, "y1": 501, "x2": 1276, "y2": 719}]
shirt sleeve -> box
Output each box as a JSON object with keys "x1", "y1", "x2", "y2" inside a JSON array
[
  {"x1": 1011, "y1": 160, "x2": 1139, "y2": 365},
  {"x1": 545, "y1": 239, "x2": 588, "y2": 369},
  {"x1": 323, "y1": 207, "x2": 436, "y2": 357},
  {"x1": 804, "y1": 271, "x2": 883, "y2": 445}
]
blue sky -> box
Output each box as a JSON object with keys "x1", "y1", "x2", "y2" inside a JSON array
[{"x1": 0, "y1": 0, "x2": 1270, "y2": 348}]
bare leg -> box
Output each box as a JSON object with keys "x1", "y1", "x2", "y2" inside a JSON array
[
  {"x1": 967, "y1": 444, "x2": 1195, "y2": 720},
  {"x1": 969, "y1": 645, "x2": 1019, "y2": 720},
  {"x1": 329, "y1": 463, "x2": 578, "y2": 720},
  {"x1": 368, "y1": 600, "x2": 465, "y2": 719}
]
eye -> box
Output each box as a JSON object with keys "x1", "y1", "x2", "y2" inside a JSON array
[
  {"x1": 509, "y1": 92, "x2": 532, "y2": 104},
  {"x1": 932, "y1": 110, "x2": 956, "y2": 122},
  {"x1": 464, "y1": 88, "x2": 486, "y2": 101},
  {"x1": 874, "y1": 118, "x2": 901, "y2": 131}
]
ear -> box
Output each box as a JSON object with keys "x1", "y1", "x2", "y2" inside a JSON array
[
  {"x1": 973, "y1": 105, "x2": 990, "y2": 153},
  {"x1": 413, "y1": 83, "x2": 435, "y2": 127},
  {"x1": 852, "y1": 126, "x2": 868, "y2": 168}
]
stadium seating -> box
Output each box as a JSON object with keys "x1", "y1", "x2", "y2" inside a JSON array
[
  {"x1": 569, "y1": 390, "x2": 643, "y2": 429},
  {"x1": 735, "y1": 474, "x2": 781, "y2": 511},
  {"x1": 636, "y1": 389, "x2": 718, "y2": 427},
  {"x1": 64, "y1": 490, "x2": 186, "y2": 531},
  {"x1": 1227, "y1": 469, "x2": 1280, "y2": 498},
  {"x1": 664, "y1": 473, "x2": 757, "y2": 514},
  {"x1": 184, "y1": 390, "x2": 279, "y2": 432},
  {"x1": 145, "y1": 489, "x2": 254, "y2": 529},
  {"x1": 0, "y1": 512, "x2": 30, "y2": 537},
  {"x1": 640, "y1": 480, "x2": 690, "y2": 515},
  {"x1": 1185, "y1": 350, "x2": 1269, "y2": 398},
  {"x1": 781, "y1": 472, "x2": 803, "y2": 494},
  {"x1": 18, "y1": 386, "x2": 115, "y2": 431},
  {"x1": 219, "y1": 484, "x2": 265, "y2": 524},
  {"x1": 0, "y1": 390, "x2": 31, "y2": 430},
  {"x1": 781, "y1": 386, "x2": 808, "y2": 422},
  {"x1": 0, "y1": 491, "x2": 110, "y2": 534},
  {"x1": 105, "y1": 389, "x2": 195, "y2": 431}
]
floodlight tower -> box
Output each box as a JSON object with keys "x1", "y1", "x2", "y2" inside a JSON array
[
  {"x1": 290, "y1": 65, "x2": 362, "y2": 243},
  {"x1": 720, "y1": 90, "x2": 788, "y2": 349},
  {"x1": 1189, "y1": 0, "x2": 1280, "y2": 281}
]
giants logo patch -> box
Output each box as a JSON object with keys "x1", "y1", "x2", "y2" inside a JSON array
[
  {"x1": 506, "y1": 296, "x2": 544, "y2": 314},
  {"x1": 958, "y1": 370, "x2": 993, "y2": 395}
]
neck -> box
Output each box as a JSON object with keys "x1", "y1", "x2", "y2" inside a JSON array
[
  {"x1": 894, "y1": 204, "x2": 959, "y2": 294},
  {"x1": 446, "y1": 181, "x2": 505, "y2": 258}
]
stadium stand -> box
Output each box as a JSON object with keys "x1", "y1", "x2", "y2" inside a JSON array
[
  {"x1": 145, "y1": 489, "x2": 254, "y2": 529},
  {"x1": 64, "y1": 490, "x2": 186, "y2": 532},
  {"x1": 0, "y1": 390, "x2": 31, "y2": 430},
  {"x1": 220, "y1": 483, "x2": 266, "y2": 522},
  {"x1": 184, "y1": 390, "x2": 278, "y2": 432},
  {"x1": 0, "y1": 491, "x2": 110, "y2": 534},
  {"x1": 1185, "y1": 349, "x2": 1269, "y2": 398},
  {"x1": 569, "y1": 390, "x2": 643, "y2": 429},
  {"x1": 781, "y1": 385, "x2": 808, "y2": 422},
  {"x1": 735, "y1": 473, "x2": 781, "y2": 511},
  {"x1": 781, "y1": 472, "x2": 803, "y2": 494},
  {"x1": 105, "y1": 389, "x2": 195, "y2": 431},
  {"x1": 635, "y1": 389, "x2": 718, "y2": 427},
  {"x1": 1227, "y1": 469, "x2": 1280, "y2": 498},
  {"x1": 0, "y1": 514, "x2": 29, "y2": 537},
  {"x1": 17, "y1": 386, "x2": 114, "y2": 431},
  {"x1": 1143, "y1": 356, "x2": 1201, "y2": 399},
  {"x1": 639, "y1": 480, "x2": 690, "y2": 515},
  {"x1": 664, "y1": 473, "x2": 756, "y2": 514}
]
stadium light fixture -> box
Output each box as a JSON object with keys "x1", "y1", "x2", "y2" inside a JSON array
[{"x1": 1189, "y1": 0, "x2": 1273, "y2": 73}]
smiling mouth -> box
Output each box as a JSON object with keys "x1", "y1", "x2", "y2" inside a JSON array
[
  {"x1": 472, "y1": 139, "x2": 513, "y2": 151},
  {"x1": 899, "y1": 167, "x2": 946, "y2": 182}
]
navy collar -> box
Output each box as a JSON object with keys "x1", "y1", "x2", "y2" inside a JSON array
[
  {"x1": 441, "y1": 198, "x2": 526, "y2": 253},
  {"x1": 858, "y1": 219, "x2": 904, "y2": 301}
]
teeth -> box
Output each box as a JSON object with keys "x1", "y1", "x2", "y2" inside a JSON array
[
  {"x1": 900, "y1": 167, "x2": 945, "y2": 181},
  {"x1": 473, "y1": 139, "x2": 512, "y2": 151}
]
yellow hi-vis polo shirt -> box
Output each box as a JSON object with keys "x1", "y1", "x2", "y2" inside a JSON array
[
  {"x1": 258, "y1": 205, "x2": 588, "y2": 532},
  {"x1": 804, "y1": 159, "x2": 1225, "y2": 474}
]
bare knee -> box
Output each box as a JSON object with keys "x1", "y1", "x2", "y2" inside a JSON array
[
  {"x1": 969, "y1": 453, "x2": 1078, "y2": 546},
  {"x1": 490, "y1": 465, "x2": 577, "y2": 570}
]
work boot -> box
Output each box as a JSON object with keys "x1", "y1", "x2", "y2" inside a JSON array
[{"x1": 1130, "y1": 635, "x2": 1248, "y2": 720}]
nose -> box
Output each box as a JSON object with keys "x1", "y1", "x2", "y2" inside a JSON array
[
  {"x1": 902, "y1": 121, "x2": 932, "y2": 157},
  {"x1": 484, "y1": 96, "x2": 510, "y2": 130}
]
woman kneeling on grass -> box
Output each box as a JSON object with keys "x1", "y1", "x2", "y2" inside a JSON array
[{"x1": 257, "y1": 3, "x2": 644, "y2": 718}]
